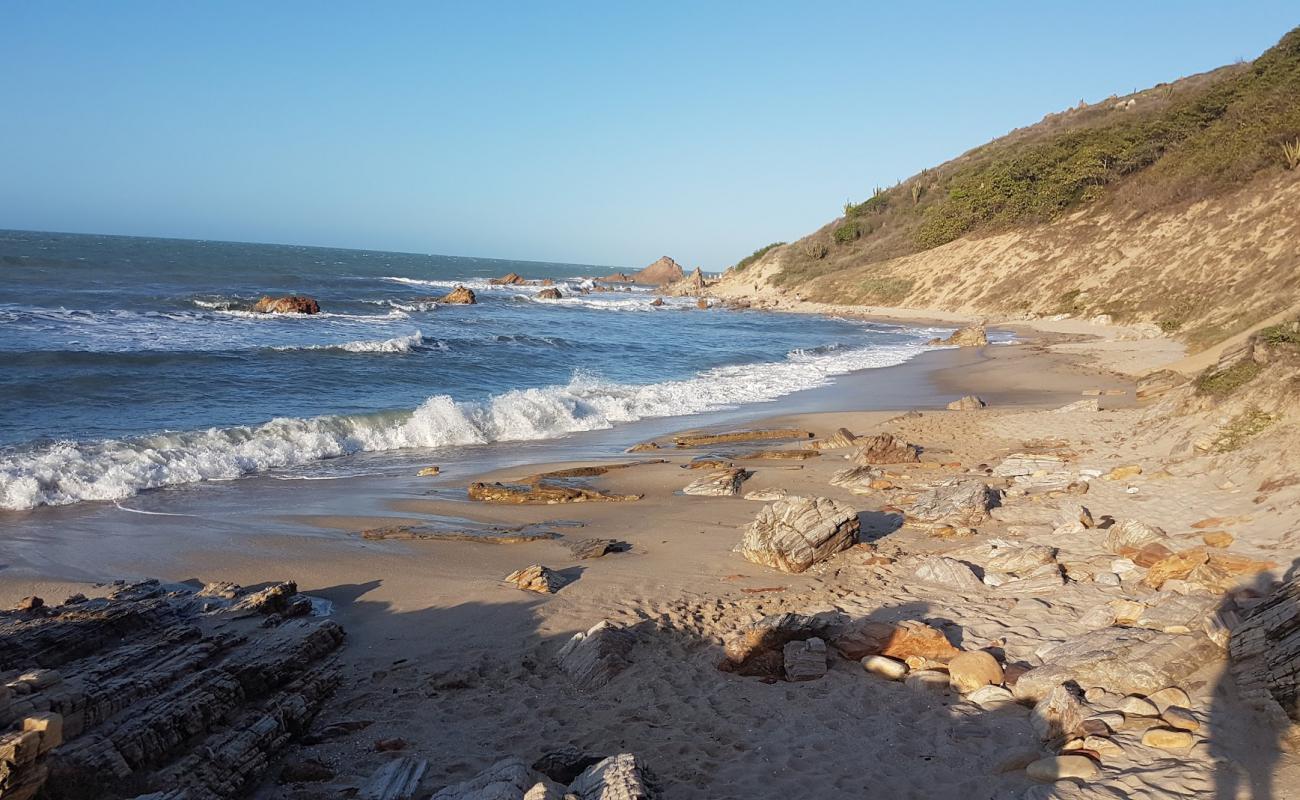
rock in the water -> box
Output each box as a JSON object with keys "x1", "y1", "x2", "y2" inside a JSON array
[
  {"x1": 417, "y1": 465, "x2": 441, "y2": 477},
  {"x1": 1014, "y1": 627, "x2": 1221, "y2": 702},
  {"x1": 556, "y1": 621, "x2": 635, "y2": 690},
  {"x1": 946, "y1": 395, "x2": 987, "y2": 411},
  {"x1": 632, "y1": 255, "x2": 685, "y2": 285},
  {"x1": 504, "y1": 565, "x2": 568, "y2": 594},
  {"x1": 947, "y1": 651, "x2": 1004, "y2": 694},
  {"x1": 252, "y1": 295, "x2": 320, "y2": 314},
  {"x1": 939, "y1": 325, "x2": 989, "y2": 347},
  {"x1": 536, "y1": 287, "x2": 563, "y2": 300},
  {"x1": 440, "y1": 285, "x2": 477, "y2": 304},
  {"x1": 783, "y1": 637, "x2": 828, "y2": 681},
  {"x1": 1025, "y1": 755, "x2": 1100, "y2": 783},
  {"x1": 1031, "y1": 684, "x2": 1086, "y2": 741},
  {"x1": 489, "y1": 272, "x2": 527, "y2": 285},
  {"x1": 735, "y1": 496, "x2": 860, "y2": 573},
  {"x1": 683, "y1": 468, "x2": 750, "y2": 497},
  {"x1": 908, "y1": 478, "x2": 1000, "y2": 524},
  {"x1": 861, "y1": 655, "x2": 908, "y2": 680},
  {"x1": 851, "y1": 433, "x2": 920, "y2": 465},
  {"x1": 911, "y1": 556, "x2": 984, "y2": 591}
]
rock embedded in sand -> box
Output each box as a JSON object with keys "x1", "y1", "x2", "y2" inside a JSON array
[
  {"x1": 251, "y1": 294, "x2": 320, "y2": 314},
  {"x1": 439, "y1": 285, "x2": 477, "y2": 304},
  {"x1": 739, "y1": 449, "x2": 819, "y2": 460},
  {"x1": 911, "y1": 556, "x2": 984, "y2": 591},
  {"x1": 946, "y1": 395, "x2": 987, "y2": 411},
  {"x1": 1104, "y1": 519, "x2": 1167, "y2": 555},
  {"x1": 850, "y1": 433, "x2": 920, "y2": 465},
  {"x1": 1031, "y1": 684, "x2": 1086, "y2": 741},
  {"x1": 813, "y1": 427, "x2": 859, "y2": 450},
  {"x1": 1103, "y1": 464, "x2": 1143, "y2": 481},
  {"x1": 1201, "y1": 530, "x2": 1234, "y2": 548},
  {"x1": 556, "y1": 620, "x2": 635, "y2": 690},
  {"x1": 468, "y1": 481, "x2": 640, "y2": 504},
  {"x1": 829, "y1": 465, "x2": 881, "y2": 495},
  {"x1": 567, "y1": 753, "x2": 655, "y2": 800},
  {"x1": 566, "y1": 538, "x2": 625, "y2": 559},
  {"x1": 504, "y1": 565, "x2": 568, "y2": 594},
  {"x1": 861, "y1": 655, "x2": 908, "y2": 680},
  {"x1": 735, "y1": 496, "x2": 860, "y2": 573},
  {"x1": 832, "y1": 618, "x2": 960, "y2": 663},
  {"x1": 904, "y1": 670, "x2": 950, "y2": 694},
  {"x1": 783, "y1": 637, "x2": 828, "y2": 681},
  {"x1": 673, "y1": 428, "x2": 813, "y2": 448},
  {"x1": 939, "y1": 325, "x2": 989, "y2": 347},
  {"x1": 743, "y1": 487, "x2": 788, "y2": 501},
  {"x1": 1013, "y1": 627, "x2": 1220, "y2": 702},
  {"x1": 1141, "y1": 727, "x2": 1194, "y2": 750},
  {"x1": 966, "y1": 685, "x2": 1017, "y2": 709},
  {"x1": 947, "y1": 650, "x2": 1004, "y2": 694},
  {"x1": 683, "y1": 468, "x2": 751, "y2": 497},
  {"x1": 1025, "y1": 755, "x2": 1100, "y2": 783},
  {"x1": 908, "y1": 477, "x2": 1000, "y2": 524}
]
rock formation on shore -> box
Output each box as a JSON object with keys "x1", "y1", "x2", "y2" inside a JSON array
[
  {"x1": 631, "y1": 256, "x2": 685, "y2": 286},
  {"x1": 252, "y1": 295, "x2": 320, "y2": 314},
  {"x1": 439, "y1": 285, "x2": 477, "y2": 304}
]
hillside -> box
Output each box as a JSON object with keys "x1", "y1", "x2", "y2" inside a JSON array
[{"x1": 718, "y1": 26, "x2": 1300, "y2": 351}]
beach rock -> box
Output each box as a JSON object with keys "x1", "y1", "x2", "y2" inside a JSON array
[
  {"x1": 565, "y1": 538, "x2": 626, "y2": 559},
  {"x1": 1142, "y1": 548, "x2": 1210, "y2": 589},
  {"x1": 832, "y1": 618, "x2": 960, "y2": 663},
  {"x1": 1118, "y1": 695, "x2": 1160, "y2": 716},
  {"x1": 911, "y1": 556, "x2": 983, "y2": 591},
  {"x1": 535, "y1": 287, "x2": 563, "y2": 300},
  {"x1": 439, "y1": 285, "x2": 477, "y2": 304},
  {"x1": 722, "y1": 612, "x2": 840, "y2": 675},
  {"x1": 1146, "y1": 686, "x2": 1192, "y2": 713},
  {"x1": 251, "y1": 294, "x2": 320, "y2": 314},
  {"x1": 695, "y1": 298, "x2": 710, "y2": 310},
  {"x1": 649, "y1": 297, "x2": 664, "y2": 307},
  {"x1": 1014, "y1": 627, "x2": 1221, "y2": 702},
  {"x1": 783, "y1": 637, "x2": 828, "y2": 681},
  {"x1": 556, "y1": 621, "x2": 635, "y2": 690},
  {"x1": 532, "y1": 747, "x2": 606, "y2": 784},
  {"x1": 1201, "y1": 531, "x2": 1235, "y2": 548},
  {"x1": 966, "y1": 685, "x2": 1017, "y2": 709},
  {"x1": 904, "y1": 670, "x2": 951, "y2": 694},
  {"x1": 1162, "y1": 706, "x2": 1200, "y2": 731},
  {"x1": 1104, "y1": 519, "x2": 1167, "y2": 555},
  {"x1": 946, "y1": 395, "x2": 987, "y2": 411},
  {"x1": 1103, "y1": 464, "x2": 1142, "y2": 481},
  {"x1": 489, "y1": 272, "x2": 526, "y2": 285},
  {"x1": 15, "y1": 596, "x2": 43, "y2": 613},
  {"x1": 1228, "y1": 572, "x2": 1300, "y2": 724},
  {"x1": 996, "y1": 563, "x2": 1066, "y2": 594},
  {"x1": 1025, "y1": 755, "x2": 1100, "y2": 783},
  {"x1": 504, "y1": 565, "x2": 568, "y2": 594},
  {"x1": 736, "y1": 496, "x2": 859, "y2": 573},
  {"x1": 861, "y1": 655, "x2": 908, "y2": 680},
  {"x1": 683, "y1": 468, "x2": 750, "y2": 497},
  {"x1": 632, "y1": 255, "x2": 685, "y2": 285},
  {"x1": 673, "y1": 428, "x2": 812, "y2": 448},
  {"x1": 567, "y1": 753, "x2": 654, "y2": 800},
  {"x1": 468, "y1": 481, "x2": 639, "y2": 504},
  {"x1": 417, "y1": 465, "x2": 441, "y2": 476},
  {"x1": 941, "y1": 326, "x2": 989, "y2": 347},
  {"x1": 625, "y1": 441, "x2": 661, "y2": 453},
  {"x1": 1031, "y1": 684, "x2": 1086, "y2": 741},
  {"x1": 829, "y1": 465, "x2": 880, "y2": 495},
  {"x1": 743, "y1": 487, "x2": 788, "y2": 502},
  {"x1": 739, "y1": 448, "x2": 819, "y2": 461},
  {"x1": 429, "y1": 758, "x2": 536, "y2": 800},
  {"x1": 947, "y1": 651, "x2": 1004, "y2": 694},
  {"x1": 1136, "y1": 369, "x2": 1184, "y2": 400},
  {"x1": 982, "y1": 541, "x2": 1058, "y2": 574},
  {"x1": 814, "y1": 427, "x2": 859, "y2": 450},
  {"x1": 1141, "y1": 728, "x2": 1194, "y2": 750},
  {"x1": 1053, "y1": 502, "x2": 1094, "y2": 531},
  {"x1": 993, "y1": 453, "x2": 1068, "y2": 478},
  {"x1": 682, "y1": 455, "x2": 733, "y2": 470},
  {"x1": 601, "y1": 271, "x2": 633, "y2": 283},
  {"x1": 355, "y1": 758, "x2": 428, "y2": 800},
  {"x1": 908, "y1": 478, "x2": 1000, "y2": 524},
  {"x1": 850, "y1": 433, "x2": 920, "y2": 465}
]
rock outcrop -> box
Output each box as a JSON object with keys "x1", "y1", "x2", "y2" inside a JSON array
[
  {"x1": 440, "y1": 286, "x2": 477, "y2": 304},
  {"x1": 1229, "y1": 573, "x2": 1300, "y2": 726},
  {"x1": 908, "y1": 478, "x2": 1000, "y2": 524},
  {"x1": 931, "y1": 325, "x2": 988, "y2": 347},
  {"x1": 555, "y1": 621, "x2": 636, "y2": 691},
  {"x1": 946, "y1": 395, "x2": 987, "y2": 410},
  {"x1": 682, "y1": 468, "x2": 750, "y2": 497},
  {"x1": 632, "y1": 256, "x2": 685, "y2": 286},
  {"x1": 489, "y1": 272, "x2": 526, "y2": 285},
  {"x1": 504, "y1": 565, "x2": 569, "y2": 594},
  {"x1": 251, "y1": 295, "x2": 320, "y2": 314},
  {"x1": 735, "y1": 496, "x2": 860, "y2": 573},
  {"x1": 850, "y1": 433, "x2": 920, "y2": 465},
  {"x1": 536, "y1": 288, "x2": 563, "y2": 300},
  {"x1": 672, "y1": 428, "x2": 813, "y2": 448}
]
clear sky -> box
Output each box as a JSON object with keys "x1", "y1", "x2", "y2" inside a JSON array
[{"x1": 1, "y1": 2, "x2": 1295, "y2": 269}]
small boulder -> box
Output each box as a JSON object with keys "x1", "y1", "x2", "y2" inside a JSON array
[
  {"x1": 1105, "y1": 519, "x2": 1167, "y2": 555},
  {"x1": 946, "y1": 395, "x2": 987, "y2": 411},
  {"x1": 909, "y1": 478, "x2": 1000, "y2": 525},
  {"x1": 252, "y1": 295, "x2": 320, "y2": 314},
  {"x1": 947, "y1": 651, "x2": 1004, "y2": 694},
  {"x1": 440, "y1": 285, "x2": 477, "y2": 304},
  {"x1": 417, "y1": 466, "x2": 441, "y2": 477},
  {"x1": 861, "y1": 655, "x2": 908, "y2": 680},
  {"x1": 783, "y1": 637, "x2": 828, "y2": 681},
  {"x1": 940, "y1": 326, "x2": 989, "y2": 347},
  {"x1": 536, "y1": 288, "x2": 563, "y2": 300},
  {"x1": 683, "y1": 468, "x2": 750, "y2": 497},
  {"x1": 1031, "y1": 684, "x2": 1086, "y2": 741},
  {"x1": 504, "y1": 565, "x2": 568, "y2": 594},
  {"x1": 911, "y1": 556, "x2": 984, "y2": 591},
  {"x1": 851, "y1": 433, "x2": 920, "y2": 465},
  {"x1": 735, "y1": 496, "x2": 859, "y2": 573},
  {"x1": 556, "y1": 621, "x2": 635, "y2": 690}
]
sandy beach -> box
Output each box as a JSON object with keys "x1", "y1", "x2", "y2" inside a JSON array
[{"x1": 6, "y1": 315, "x2": 1298, "y2": 800}]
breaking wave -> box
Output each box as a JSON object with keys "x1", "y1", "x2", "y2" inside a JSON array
[
  {"x1": 0, "y1": 340, "x2": 929, "y2": 509},
  {"x1": 269, "y1": 330, "x2": 443, "y2": 354}
]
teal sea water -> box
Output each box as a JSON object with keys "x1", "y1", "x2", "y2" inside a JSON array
[{"x1": 0, "y1": 229, "x2": 955, "y2": 510}]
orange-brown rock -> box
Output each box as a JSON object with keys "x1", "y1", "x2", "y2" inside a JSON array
[
  {"x1": 1201, "y1": 531, "x2": 1235, "y2": 548},
  {"x1": 831, "y1": 619, "x2": 960, "y2": 663},
  {"x1": 673, "y1": 428, "x2": 813, "y2": 448},
  {"x1": 251, "y1": 295, "x2": 320, "y2": 314},
  {"x1": 439, "y1": 285, "x2": 477, "y2": 304},
  {"x1": 632, "y1": 256, "x2": 685, "y2": 285},
  {"x1": 1132, "y1": 541, "x2": 1176, "y2": 567},
  {"x1": 489, "y1": 272, "x2": 526, "y2": 285},
  {"x1": 1142, "y1": 548, "x2": 1210, "y2": 589},
  {"x1": 851, "y1": 433, "x2": 921, "y2": 465},
  {"x1": 536, "y1": 287, "x2": 563, "y2": 300}
]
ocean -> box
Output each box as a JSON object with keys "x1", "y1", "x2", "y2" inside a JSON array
[{"x1": 0, "y1": 229, "x2": 953, "y2": 511}]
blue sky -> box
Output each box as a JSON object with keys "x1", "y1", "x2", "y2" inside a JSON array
[{"x1": 1, "y1": 2, "x2": 1295, "y2": 269}]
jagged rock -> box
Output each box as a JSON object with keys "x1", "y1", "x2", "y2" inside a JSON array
[
  {"x1": 251, "y1": 295, "x2": 320, "y2": 314},
  {"x1": 911, "y1": 556, "x2": 983, "y2": 591},
  {"x1": 947, "y1": 651, "x2": 1004, "y2": 694},
  {"x1": 783, "y1": 637, "x2": 828, "y2": 682},
  {"x1": 908, "y1": 478, "x2": 1000, "y2": 524},
  {"x1": 489, "y1": 272, "x2": 527, "y2": 285},
  {"x1": 556, "y1": 621, "x2": 635, "y2": 690},
  {"x1": 946, "y1": 395, "x2": 987, "y2": 411},
  {"x1": 743, "y1": 487, "x2": 788, "y2": 502},
  {"x1": 230, "y1": 581, "x2": 307, "y2": 615},
  {"x1": 601, "y1": 271, "x2": 632, "y2": 283},
  {"x1": 440, "y1": 286, "x2": 477, "y2": 304},
  {"x1": 831, "y1": 619, "x2": 960, "y2": 663},
  {"x1": 430, "y1": 758, "x2": 536, "y2": 800},
  {"x1": 648, "y1": 298, "x2": 664, "y2": 307},
  {"x1": 566, "y1": 538, "x2": 626, "y2": 559},
  {"x1": 1142, "y1": 548, "x2": 1210, "y2": 589},
  {"x1": 939, "y1": 326, "x2": 989, "y2": 347},
  {"x1": 735, "y1": 496, "x2": 859, "y2": 573},
  {"x1": 1031, "y1": 684, "x2": 1086, "y2": 741},
  {"x1": 468, "y1": 481, "x2": 639, "y2": 504},
  {"x1": 672, "y1": 428, "x2": 812, "y2": 448},
  {"x1": 1105, "y1": 519, "x2": 1168, "y2": 555},
  {"x1": 632, "y1": 256, "x2": 685, "y2": 285},
  {"x1": 1229, "y1": 573, "x2": 1300, "y2": 724},
  {"x1": 504, "y1": 565, "x2": 568, "y2": 594},
  {"x1": 1014, "y1": 627, "x2": 1221, "y2": 702},
  {"x1": 15, "y1": 596, "x2": 44, "y2": 613},
  {"x1": 682, "y1": 468, "x2": 750, "y2": 497},
  {"x1": 829, "y1": 465, "x2": 881, "y2": 495},
  {"x1": 536, "y1": 288, "x2": 563, "y2": 300},
  {"x1": 568, "y1": 753, "x2": 654, "y2": 800},
  {"x1": 951, "y1": 539, "x2": 1057, "y2": 574},
  {"x1": 813, "y1": 427, "x2": 858, "y2": 450},
  {"x1": 1053, "y1": 502, "x2": 1094, "y2": 531},
  {"x1": 850, "y1": 433, "x2": 920, "y2": 465}
]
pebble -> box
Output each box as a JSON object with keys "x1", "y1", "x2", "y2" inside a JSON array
[
  {"x1": 1161, "y1": 706, "x2": 1200, "y2": 731},
  {"x1": 1095, "y1": 572, "x2": 1121, "y2": 587},
  {"x1": 1084, "y1": 735, "x2": 1123, "y2": 758},
  {"x1": 947, "y1": 650, "x2": 1004, "y2": 694},
  {"x1": 1119, "y1": 696, "x2": 1160, "y2": 717},
  {"x1": 904, "y1": 670, "x2": 950, "y2": 694},
  {"x1": 861, "y1": 655, "x2": 907, "y2": 681},
  {"x1": 966, "y1": 685, "x2": 1017, "y2": 709},
  {"x1": 1142, "y1": 727, "x2": 1194, "y2": 750},
  {"x1": 1026, "y1": 755, "x2": 1101, "y2": 782}
]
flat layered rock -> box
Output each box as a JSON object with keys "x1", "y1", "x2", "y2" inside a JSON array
[
  {"x1": 737, "y1": 449, "x2": 819, "y2": 461},
  {"x1": 1229, "y1": 574, "x2": 1300, "y2": 724},
  {"x1": 735, "y1": 496, "x2": 860, "y2": 573},
  {"x1": 504, "y1": 565, "x2": 569, "y2": 594},
  {"x1": 359, "y1": 524, "x2": 561, "y2": 544},
  {"x1": 850, "y1": 433, "x2": 920, "y2": 465},
  {"x1": 672, "y1": 428, "x2": 813, "y2": 448},
  {"x1": 468, "y1": 481, "x2": 640, "y2": 504},
  {"x1": 812, "y1": 427, "x2": 858, "y2": 450},
  {"x1": 682, "y1": 468, "x2": 751, "y2": 497},
  {"x1": 556, "y1": 621, "x2": 636, "y2": 691},
  {"x1": 908, "y1": 477, "x2": 1000, "y2": 524},
  {"x1": 783, "y1": 637, "x2": 828, "y2": 682},
  {"x1": 911, "y1": 556, "x2": 983, "y2": 591}
]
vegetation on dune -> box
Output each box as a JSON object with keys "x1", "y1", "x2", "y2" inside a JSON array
[
  {"x1": 766, "y1": 26, "x2": 1300, "y2": 295},
  {"x1": 1195, "y1": 360, "x2": 1262, "y2": 397},
  {"x1": 1213, "y1": 407, "x2": 1278, "y2": 452},
  {"x1": 732, "y1": 241, "x2": 785, "y2": 272}
]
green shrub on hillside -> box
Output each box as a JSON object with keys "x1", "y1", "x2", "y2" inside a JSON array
[
  {"x1": 1258, "y1": 320, "x2": 1300, "y2": 345},
  {"x1": 833, "y1": 220, "x2": 862, "y2": 243},
  {"x1": 1194, "y1": 360, "x2": 1262, "y2": 396},
  {"x1": 733, "y1": 242, "x2": 785, "y2": 272}
]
